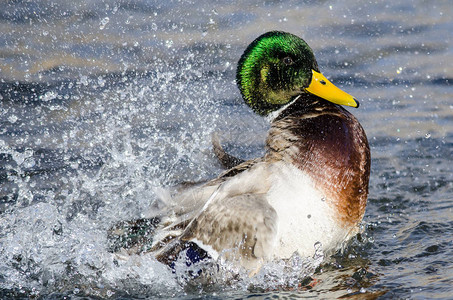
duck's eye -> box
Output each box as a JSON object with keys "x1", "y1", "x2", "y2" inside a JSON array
[{"x1": 282, "y1": 57, "x2": 294, "y2": 65}]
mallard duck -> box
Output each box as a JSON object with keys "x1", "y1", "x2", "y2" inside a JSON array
[{"x1": 109, "y1": 31, "x2": 370, "y2": 275}]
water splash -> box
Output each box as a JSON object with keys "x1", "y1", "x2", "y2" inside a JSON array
[
  {"x1": 0, "y1": 58, "x2": 238, "y2": 296},
  {"x1": 99, "y1": 17, "x2": 110, "y2": 30}
]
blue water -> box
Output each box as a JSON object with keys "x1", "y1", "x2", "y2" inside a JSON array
[{"x1": 1, "y1": 0, "x2": 452, "y2": 298}]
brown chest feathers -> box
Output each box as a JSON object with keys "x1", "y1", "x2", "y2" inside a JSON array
[{"x1": 266, "y1": 103, "x2": 371, "y2": 226}]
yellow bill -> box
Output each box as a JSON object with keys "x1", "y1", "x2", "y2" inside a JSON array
[{"x1": 305, "y1": 70, "x2": 359, "y2": 108}]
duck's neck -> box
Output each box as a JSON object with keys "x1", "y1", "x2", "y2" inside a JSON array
[{"x1": 265, "y1": 96, "x2": 370, "y2": 226}]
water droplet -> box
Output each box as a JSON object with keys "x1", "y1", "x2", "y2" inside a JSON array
[
  {"x1": 314, "y1": 241, "x2": 322, "y2": 251},
  {"x1": 313, "y1": 241, "x2": 324, "y2": 263},
  {"x1": 8, "y1": 115, "x2": 18, "y2": 123},
  {"x1": 321, "y1": 197, "x2": 326, "y2": 202},
  {"x1": 165, "y1": 40, "x2": 173, "y2": 48},
  {"x1": 99, "y1": 17, "x2": 110, "y2": 30},
  {"x1": 97, "y1": 76, "x2": 105, "y2": 87},
  {"x1": 78, "y1": 75, "x2": 89, "y2": 86},
  {"x1": 39, "y1": 91, "x2": 58, "y2": 101},
  {"x1": 23, "y1": 157, "x2": 35, "y2": 168}
]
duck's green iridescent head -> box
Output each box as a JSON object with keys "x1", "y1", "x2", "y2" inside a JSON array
[{"x1": 236, "y1": 31, "x2": 359, "y2": 115}]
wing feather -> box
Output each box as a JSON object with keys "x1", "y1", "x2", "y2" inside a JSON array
[{"x1": 180, "y1": 192, "x2": 278, "y2": 270}]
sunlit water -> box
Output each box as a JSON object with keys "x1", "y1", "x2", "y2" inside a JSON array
[{"x1": 1, "y1": 0, "x2": 452, "y2": 298}]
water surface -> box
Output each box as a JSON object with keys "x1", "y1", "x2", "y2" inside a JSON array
[{"x1": 1, "y1": 0, "x2": 452, "y2": 298}]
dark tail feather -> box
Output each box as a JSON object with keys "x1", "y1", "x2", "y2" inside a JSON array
[{"x1": 155, "y1": 240, "x2": 209, "y2": 270}]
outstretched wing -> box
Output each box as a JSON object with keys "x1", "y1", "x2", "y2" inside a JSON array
[
  {"x1": 169, "y1": 189, "x2": 278, "y2": 272},
  {"x1": 184, "y1": 193, "x2": 277, "y2": 259}
]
